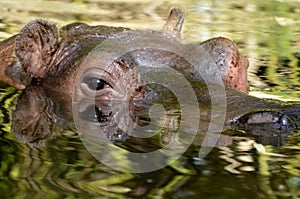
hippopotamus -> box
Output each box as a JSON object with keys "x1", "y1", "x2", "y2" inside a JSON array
[{"x1": 0, "y1": 8, "x2": 299, "y2": 147}]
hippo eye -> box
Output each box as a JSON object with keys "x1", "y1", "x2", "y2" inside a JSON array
[{"x1": 82, "y1": 76, "x2": 111, "y2": 91}]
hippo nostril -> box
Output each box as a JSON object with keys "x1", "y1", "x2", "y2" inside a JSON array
[
  {"x1": 278, "y1": 114, "x2": 295, "y2": 133},
  {"x1": 279, "y1": 114, "x2": 288, "y2": 126},
  {"x1": 236, "y1": 111, "x2": 296, "y2": 135}
]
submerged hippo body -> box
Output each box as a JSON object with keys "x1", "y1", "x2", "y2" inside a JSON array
[{"x1": 0, "y1": 8, "x2": 299, "y2": 146}]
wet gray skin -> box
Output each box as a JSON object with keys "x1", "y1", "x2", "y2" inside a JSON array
[{"x1": 0, "y1": 8, "x2": 299, "y2": 147}]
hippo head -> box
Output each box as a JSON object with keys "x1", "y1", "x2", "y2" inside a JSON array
[
  {"x1": 0, "y1": 7, "x2": 250, "y2": 98},
  {"x1": 3, "y1": 8, "x2": 299, "y2": 149}
]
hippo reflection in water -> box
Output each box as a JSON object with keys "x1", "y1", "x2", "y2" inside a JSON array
[{"x1": 0, "y1": 8, "x2": 299, "y2": 148}]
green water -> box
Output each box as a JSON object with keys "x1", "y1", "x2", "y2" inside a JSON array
[{"x1": 0, "y1": 0, "x2": 299, "y2": 198}]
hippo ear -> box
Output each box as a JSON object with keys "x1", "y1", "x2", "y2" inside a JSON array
[
  {"x1": 15, "y1": 19, "x2": 58, "y2": 79},
  {"x1": 163, "y1": 7, "x2": 185, "y2": 39}
]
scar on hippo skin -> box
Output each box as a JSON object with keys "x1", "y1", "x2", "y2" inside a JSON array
[
  {"x1": 114, "y1": 54, "x2": 135, "y2": 72},
  {"x1": 15, "y1": 19, "x2": 58, "y2": 79}
]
